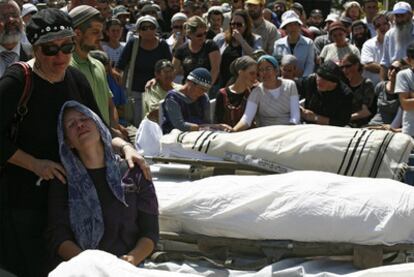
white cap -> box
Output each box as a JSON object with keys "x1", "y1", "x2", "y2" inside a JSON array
[
  {"x1": 280, "y1": 10, "x2": 302, "y2": 29},
  {"x1": 343, "y1": 1, "x2": 361, "y2": 9},
  {"x1": 171, "y1": 12, "x2": 188, "y2": 23},
  {"x1": 22, "y1": 3, "x2": 38, "y2": 17},
  {"x1": 325, "y1": 13, "x2": 340, "y2": 22},
  {"x1": 392, "y1": 1, "x2": 412, "y2": 14}
]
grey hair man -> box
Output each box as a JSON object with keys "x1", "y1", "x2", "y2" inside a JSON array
[
  {"x1": 380, "y1": 1, "x2": 414, "y2": 79},
  {"x1": 0, "y1": 0, "x2": 30, "y2": 77}
]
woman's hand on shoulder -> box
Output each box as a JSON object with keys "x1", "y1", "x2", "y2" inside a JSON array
[
  {"x1": 32, "y1": 159, "x2": 66, "y2": 184},
  {"x1": 123, "y1": 144, "x2": 152, "y2": 181}
]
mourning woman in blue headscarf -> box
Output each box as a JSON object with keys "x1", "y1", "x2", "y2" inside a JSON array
[{"x1": 46, "y1": 101, "x2": 159, "y2": 270}]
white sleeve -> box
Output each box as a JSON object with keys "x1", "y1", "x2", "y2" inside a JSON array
[
  {"x1": 360, "y1": 40, "x2": 374, "y2": 64},
  {"x1": 240, "y1": 100, "x2": 258, "y2": 127},
  {"x1": 290, "y1": 95, "x2": 300, "y2": 124}
]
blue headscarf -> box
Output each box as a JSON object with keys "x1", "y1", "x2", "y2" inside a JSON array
[
  {"x1": 57, "y1": 101, "x2": 127, "y2": 250},
  {"x1": 257, "y1": 54, "x2": 279, "y2": 69}
]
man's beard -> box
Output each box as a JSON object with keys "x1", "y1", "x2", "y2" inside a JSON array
[
  {"x1": 396, "y1": 21, "x2": 412, "y2": 46},
  {"x1": 248, "y1": 10, "x2": 261, "y2": 20},
  {"x1": 353, "y1": 34, "x2": 369, "y2": 50},
  {"x1": 0, "y1": 26, "x2": 22, "y2": 45},
  {"x1": 80, "y1": 42, "x2": 98, "y2": 53}
]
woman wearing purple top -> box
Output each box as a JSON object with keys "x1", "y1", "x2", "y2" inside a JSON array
[{"x1": 47, "y1": 101, "x2": 159, "y2": 271}]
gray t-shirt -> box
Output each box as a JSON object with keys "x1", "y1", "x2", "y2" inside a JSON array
[
  {"x1": 395, "y1": 68, "x2": 414, "y2": 136},
  {"x1": 319, "y1": 43, "x2": 360, "y2": 64}
]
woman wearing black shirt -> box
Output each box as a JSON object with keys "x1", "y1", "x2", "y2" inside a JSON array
[
  {"x1": 213, "y1": 9, "x2": 262, "y2": 88},
  {"x1": 0, "y1": 9, "x2": 149, "y2": 277},
  {"x1": 173, "y1": 16, "x2": 221, "y2": 84}
]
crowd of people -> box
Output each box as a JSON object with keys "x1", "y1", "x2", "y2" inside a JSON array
[{"x1": 1, "y1": 0, "x2": 414, "y2": 276}]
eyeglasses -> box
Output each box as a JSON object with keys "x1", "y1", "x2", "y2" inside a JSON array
[
  {"x1": 140, "y1": 24, "x2": 156, "y2": 31},
  {"x1": 258, "y1": 66, "x2": 274, "y2": 73},
  {"x1": 233, "y1": 0, "x2": 240, "y2": 3},
  {"x1": 389, "y1": 65, "x2": 401, "y2": 72},
  {"x1": 194, "y1": 31, "x2": 207, "y2": 38},
  {"x1": 230, "y1": 22, "x2": 244, "y2": 28},
  {"x1": 172, "y1": 25, "x2": 183, "y2": 29},
  {"x1": 340, "y1": 63, "x2": 353, "y2": 69},
  {"x1": 40, "y1": 43, "x2": 75, "y2": 56}
]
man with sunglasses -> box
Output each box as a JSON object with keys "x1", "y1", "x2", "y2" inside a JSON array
[
  {"x1": 361, "y1": 13, "x2": 389, "y2": 87},
  {"x1": 0, "y1": 0, "x2": 31, "y2": 77},
  {"x1": 69, "y1": 5, "x2": 126, "y2": 137},
  {"x1": 166, "y1": 12, "x2": 187, "y2": 54}
]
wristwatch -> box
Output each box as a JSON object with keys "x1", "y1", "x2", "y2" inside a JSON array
[{"x1": 314, "y1": 115, "x2": 319, "y2": 122}]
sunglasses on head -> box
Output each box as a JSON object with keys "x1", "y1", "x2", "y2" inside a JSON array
[
  {"x1": 40, "y1": 42, "x2": 75, "y2": 56},
  {"x1": 140, "y1": 24, "x2": 156, "y2": 31},
  {"x1": 230, "y1": 22, "x2": 244, "y2": 28}
]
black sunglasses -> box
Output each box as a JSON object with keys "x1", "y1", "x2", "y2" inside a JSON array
[
  {"x1": 140, "y1": 24, "x2": 156, "y2": 31},
  {"x1": 230, "y1": 22, "x2": 244, "y2": 28},
  {"x1": 172, "y1": 25, "x2": 183, "y2": 29},
  {"x1": 40, "y1": 43, "x2": 75, "y2": 56}
]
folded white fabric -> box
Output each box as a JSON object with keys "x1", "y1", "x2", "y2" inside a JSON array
[
  {"x1": 49, "y1": 250, "x2": 200, "y2": 277},
  {"x1": 157, "y1": 171, "x2": 414, "y2": 245},
  {"x1": 161, "y1": 125, "x2": 414, "y2": 179}
]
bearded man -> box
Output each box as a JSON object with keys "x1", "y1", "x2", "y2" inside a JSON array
[
  {"x1": 351, "y1": 20, "x2": 371, "y2": 51},
  {"x1": 0, "y1": 0, "x2": 31, "y2": 77},
  {"x1": 380, "y1": 1, "x2": 414, "y2": 79}
]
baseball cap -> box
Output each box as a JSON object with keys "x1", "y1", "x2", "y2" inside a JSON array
[{"x1": 392, "y1": 1, "x2": 412, "y2": 14}]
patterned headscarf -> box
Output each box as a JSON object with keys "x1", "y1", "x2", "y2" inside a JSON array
[{"x1": 57, "y1": 101, "x2": 127, "y2": 250}]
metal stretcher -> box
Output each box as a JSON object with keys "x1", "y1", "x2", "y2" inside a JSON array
[{"x1": 153, "y1": 231, "x2": 414, "y2": 271}]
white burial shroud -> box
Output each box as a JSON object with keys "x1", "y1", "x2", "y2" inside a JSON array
[{"x1": 156, "y1": 171, "x2": 414, "y2": 245}]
